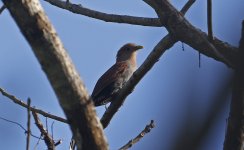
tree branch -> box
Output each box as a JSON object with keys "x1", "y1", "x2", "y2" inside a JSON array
[
  {"x1": 32, "y1": 111, "x2": 55, "y2": 150},
  {"x1": 223, "y1": 20, "x2": 244, "y2": 150},
  {"x1": 100, "y1": 0, "x2": 195, "y2": 129},
  {"x1": 44, "y1": 0, "x2": 162, "y2": 27},
  {"x1": 26, "y1": 98, "x2": 31, "y2": 150},
  {"x1": 2, "y1": 0, "x2": 107, "y2": 149},
  {"x1": 180, "y1": 0, "x2": 196, "y2": 15},
  {"x1": 143, "y1": 0, "x2": 237, "y2": 68},
  {"x1": 44, "y1": 0, "x2": 238, "y2": 67},
  {"x1": 0, "y1": 4, "x2": 6, "y2": 14},
  {"x1": 119, "y1": 120, "x2": 155, "y2": 150},
  {"x1": 207, "y1": 0, "x2": 213, "y2": 41},
  {"x1": 0, "y1": 87, "x2": 68, "y2": 124}
]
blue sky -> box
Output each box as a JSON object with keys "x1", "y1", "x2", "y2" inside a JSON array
[{"x1": 0, "y1": 0, "x2": 244, "y2": 149}]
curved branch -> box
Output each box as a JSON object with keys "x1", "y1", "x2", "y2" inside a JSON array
[
  {"x1": 181, "y1": 0, "x2": 196, "y2": 15},
  {"x1": 44, "y1": 0, "x2": 162, "y2": 27},
  {"x1": 0, "y1": 116, "x2": 42, "y2": 139}
]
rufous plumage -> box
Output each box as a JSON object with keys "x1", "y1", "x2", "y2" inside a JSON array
[{"x1": 91, "y1": 43, "x2": 143, "y2": 106}]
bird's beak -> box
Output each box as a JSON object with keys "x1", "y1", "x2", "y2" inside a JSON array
[{"x1": 134, "y1": 45, "x2": 143, "y2": 51}]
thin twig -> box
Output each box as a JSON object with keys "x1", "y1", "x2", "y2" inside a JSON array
[
  {"x1": 119, "y1": 120, "x2": 155, "y2": 150},
  {"x1": 181, "y1": 0, "x2": 197, "y2": 75},
  {"x1": 181, "y1": 42, "x2": 185, "y2": 51},
  {"x1": 0, "y1": 5, "x2": 6, "y2": 14},
  {"x1": 26, "y1": 98, "x2": 31, "y2": 150},
  {"x1": 54, "y1": 140, "x2": 62, "y2": 146},
  {"x1": 199, "y1": 52, "x2": 201, "y2": 68},
  {"x1": 44, "y1": 0, "x2": 162, "y2": 27},
  {"x1": 0, "y1": 116, "x2": 26, "y2": 131},
  {"x1": 180, "y1": 0, "x2": 196, "y2": 15},
  {"x1": 32, "y1": 111, "x2": 55, "y2": 150},
  {"x1": 0, "y1": 88, "x2": 67, "y2": 123},
  {"x1": 207, "y1": 0, "x2": 213, "y2": 41},
  {"x1": 46, "y1": 117, "x2": 49, "y2": 134},
  {"x1": 69, "y1": 137, "x2": 76, "y2": 150},
  {"x1": 34, "y1": 134, "x2": 43, "y2": 150},
  {"x1": 51, "y1": 121, "x2": 54, "y2": 140},
  {"x1": 0, "y1": 116, "x2": 41, "y2": 139}
]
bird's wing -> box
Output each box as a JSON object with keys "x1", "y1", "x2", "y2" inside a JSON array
[{"x1": 91, "y1": 62, "x2": 128, "y2": 99}]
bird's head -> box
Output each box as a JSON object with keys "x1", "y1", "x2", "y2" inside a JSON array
[{"x1": 116, "y1": 43, "x2": 143, "y2": 62}]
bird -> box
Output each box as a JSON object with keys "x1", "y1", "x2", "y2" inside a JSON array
[{"x1": 91, "y1": 43, "x2": 143, "y2": 106}]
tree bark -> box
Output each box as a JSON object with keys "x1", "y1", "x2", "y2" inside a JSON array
[
  {"x1": 224, "y1": 20, "x2": 244, "y2": 150},
  {"x1": 2, "y1": 0, "x2": 108, "y2": 149}
]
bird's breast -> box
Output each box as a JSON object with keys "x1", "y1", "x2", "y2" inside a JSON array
[{"x1": 115, "y1": 62, "x2": 136, "y2": 88}]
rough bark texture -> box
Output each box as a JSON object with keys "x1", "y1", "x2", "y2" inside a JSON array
[
  {"x1": 2, "y1": 0, "x2": 108, "y2": 149},
  {"x1": 224, "y1": 20, "x2": 244, "y2": 150}
]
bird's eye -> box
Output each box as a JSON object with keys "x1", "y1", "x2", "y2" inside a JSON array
[{"x1": 125, "y1": 47, "x2": 130, "y2": 51}]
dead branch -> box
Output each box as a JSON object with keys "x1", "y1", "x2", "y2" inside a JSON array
[
  {"x1": 34, "y1": 134, "x2": 43, "y2": 149},
  {"x1": 2, "y1": 0, "x2": 107, "y2": 149},
  {"x1": 119, "y1": 120, "x2": 155, "y2": 150},
  {"x1": 44, "y1": 0, "x2": 161, "y2": 27},
  {"x1": 32, "y1": 111, "x2": 55, "y2": 150},
  {"x1": 0, "y1": 88, "x2": 67, "y2": 123}
]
